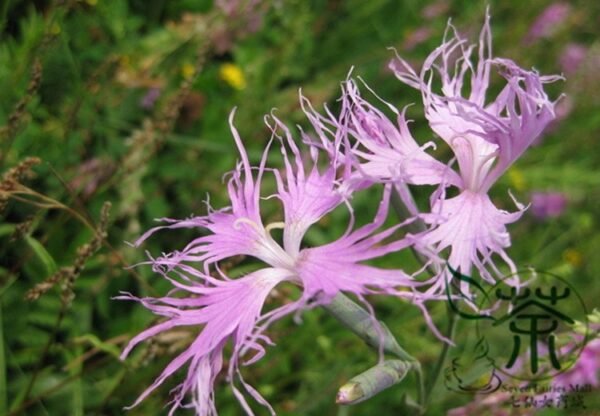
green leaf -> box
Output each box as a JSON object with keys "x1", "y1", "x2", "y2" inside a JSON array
[
  {"x1": 0, "y1": 224, "x2": 15, "y2": 238},
  {"x1": 0, "y1": 303, "x2": 6, "y2": 416},
  {"x1": 71, "y1": 334, "x2": 121, "y2": 361},
  {"x1": 24, "y1": 236, "x2": 58, "y2": 277}
]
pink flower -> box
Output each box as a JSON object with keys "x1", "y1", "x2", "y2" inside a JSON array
[
  {"x1": 524, "y1": 3, "x2": 571, "y2": 45},
  {"x1": 559, "y1": 43, "x2": 587, "y2": 75},
  {"x1": 553, "y1": 336, "x2": 600, "y2": 388},
  {"x1": 421, "y1": 1, "x2": 449, "y2": 21},
  {"x1": 344, "y1": 12, "x2": 561, "y2": 291},
  {"x1": 140, "y1": 87, "x2": 161, "y2": 109},
  {"x1": 390, "y1": 12, "x2": 562, "y2": 282},
  {"x1": 403, "y1": 27, "x2": 434, "y2": 51},
  {"x1": 339, "y1": 78, "x2": 459, "y2": 189},
  {"x1": 212, "y1": 0, "x2": 266, "y2": 54},
  {"x1": 121, "y1": 107, "x2": 422, "y2": 414},
  {"x1": 530, "y1": 191, "x2": 568, "y2": 219}
]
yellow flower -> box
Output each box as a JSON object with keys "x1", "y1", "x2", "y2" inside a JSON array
[
  {"x1": 507, "y1": 168, "x2": 526, "y2": 192},
  {"x1": 181, "y1": 63, "x2": 196, "y2": 80},
  {"x1": 50, "y1": 23, "x2": 61, "y2": 35},
  {"x1": 563, "y1": 248, "x2": 583, "y2": 267},
  {"x1": 219, "y1": 63, "x2": 246, "y2": 90}
]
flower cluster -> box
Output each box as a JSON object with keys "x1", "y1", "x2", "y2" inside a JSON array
[{"x1": 120, "y1": 12, "x2": 561, "y2": 415}]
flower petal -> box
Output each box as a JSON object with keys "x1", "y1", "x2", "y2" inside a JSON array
[
  {"x1": 418, "y1": 190, "x2": 523, "y2": 283},
  {"x1": 121, "y1": 267, "x2": 294, "y2": 415},
  {"x1": 390, "y1": 12, "x2": 560, "y2": 193},
  {"x1": 341, "y1": 78, "x2": 461, "y2": 188},
  {"x1": 266, "y1": 111, "x2": 351, "y2": 258},
  {"x1": 296, "y1": 186, "x2": 422, "y2": 300}
]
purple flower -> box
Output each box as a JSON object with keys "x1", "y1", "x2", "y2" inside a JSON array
[
  {"x1": 528, "y1": 335, "x2": 600, "y2": 404},
  {"x1": 339, "y1": 79, "x2": 458, "y2": 189},
  {"x1": 140, "y1": 87, "x2": 161, "y2": 109},
  {"x1": 530, "y1": 191, "x2": 568, "y2": 219},
  {"x1": 554, "y1": 337, "x2": 600, "y2": 388},
  {"x1": 447, "y1": 391, "x2": 521, "y2": 416},
  {"x1": 559, "y1": 43, "x2": 587, "y2": 75},
  {"x1": 121, "y1": 107, "x2": 422, "y2": 414},
  {"x1": 524, "y1": 3, "x2": 571, "y2": 45},
  {"x1": 402, "y1": 27, "x2": 434, "y2": 51},
  {"x1": 421, "y1": 1, "x2": 449, "y2": 21},
  {"x1": 212, "y1": 0, "x2": 266, "y2": 54},
  {"x1": 216, "y1": 0, "x2": 261, "y2": 18},
  {"x1": 346, "y1": 12, "x2": 561, "y2": 289},
  {"x1": 447, "y1": 336, "x2": 600, "y2": 415}
]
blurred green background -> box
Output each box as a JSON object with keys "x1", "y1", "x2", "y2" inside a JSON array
[{"x1": 1, "y1": 0, "x2": 599, "y2": 415}]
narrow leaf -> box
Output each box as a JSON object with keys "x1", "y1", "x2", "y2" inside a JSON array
[{"x1": 24, "y1": 236, "x2": 58, "y2": 277}]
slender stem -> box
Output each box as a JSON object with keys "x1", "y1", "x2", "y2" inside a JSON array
[
  {"x1": 7, "y1": 187, "x2": 156, "y2": 295},
  {"x1": 323, "y1": 293, "x2": 413, "y2": 361},
  {"x1": 389, "y1": 185, "x2": 438, "y2": 412},
  {"x1": 336, "y1": 405, "x2": 350, "y2": 416},
  {"x1": 18, "y1": 306, "x2": 67, "y2": 408},
  {"x1": 424, "y1": 305, "x2": 458, "y2": 404},
  {"x1": 324, "y1": 293, "x2": 426, "y2": 410},
  {"x1": 8, "y1": 353, "x2": 114, "y2": 416},
  {"x1": 413, "y1": 363, "x2": 425, "y2": 412},
  {"x1": 8, "y1": 372, "x2": 83, "y2": 416},
  {"x1": 390, "y1": 186, "x2": 440, "y2": 277},
  {"x1": 330, "y1": 186, "x2": 451, "y2": 412},
  {"x1": 0, "y1": 0, "x2": 10, "y2": 40},
  {"x1": 0, "y1": 301, "x2": 6, "y2": 416},
  {"x1": 390, "y1": 184, "x2": 426, "y2": 234}
]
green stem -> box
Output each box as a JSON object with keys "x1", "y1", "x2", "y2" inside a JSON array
[
  {"x1": 390, "y1": 184, "x2": 426, "y2": 234},
  {"x1": 390, "y1": 186, "x2": 440, "y2": 276},
  {"x1": 323, "y1": 293, "x2": 413, "y2": 361},
  {"x1": 324, "y1": 293, "x2": 426, "y2": 411},
  {"x1": 413, "y1": 362, "x2": 425, "y2": 412},
  {"x1": 0, "y1": 0, "x2": 9, "y2": 40},
  {"x1": 336, "y1": 405, "x2": 350, "y2": 416},
  {"x1": 0, "y1": 301, "x2": 6, "y2": 416},
  {"x1": 424, "y1": 305, "x2": 458, "y2": 404}
]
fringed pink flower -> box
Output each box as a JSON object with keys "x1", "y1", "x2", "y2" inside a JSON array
[
  {"x1": 117, "y1": 268, "x2": 294, "y2": 416},
  {"x1": 121, "y1": 107, "x2": 422, "y2": 415},
  {"x1": 341, "y1": 12, "x2": 561, "y2": 293},
  {"x1": 340, "y1": 78, "x2": 460, "y2": 189},
  {"x1": 390, "y1": 12, "x2": 561, "y2": 281}
]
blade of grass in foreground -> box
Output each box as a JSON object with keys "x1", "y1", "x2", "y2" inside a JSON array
[{"x1": 0, "y1": 302, "x2": 6, "y2": 415}]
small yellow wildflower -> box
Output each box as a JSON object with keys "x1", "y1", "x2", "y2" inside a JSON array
[
  {"x1": 50, "y1": 23, "x2": 61, "y2": 35},
  {"x1": 507, "y1": 168, "x2": 526, "y2": 192},
  {"x1": 563, "y1": 248, "x2": 583, "y2": 268},
  {"x1": 181, "y1": 63, "x2": 196, "y2": 80},
  {"x1": 219, "y1": 63, "x2": 246, "y2": 90}
]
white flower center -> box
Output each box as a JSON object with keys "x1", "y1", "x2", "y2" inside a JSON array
[
  {"x1": 233, "y1": 217, "x2": 296, "y2": 270},
  {"x1": 451, "y1": 136, "x2": 498, "y2": 192}
]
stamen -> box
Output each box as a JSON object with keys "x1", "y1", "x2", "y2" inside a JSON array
[
  {"x1": 265, "y1": 222, "x2": 285, "y2": 234},
  {"x1": 233, "y1": 217, "x2": 264, "y2": 234},
  {"x1": 472, "y1": 149, "x2": 499, "y2": 190}
]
